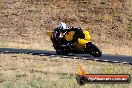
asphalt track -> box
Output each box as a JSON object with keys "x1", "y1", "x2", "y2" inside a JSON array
[{"x1": 0, "y1": 48, "x2": 132, "y2": 65}]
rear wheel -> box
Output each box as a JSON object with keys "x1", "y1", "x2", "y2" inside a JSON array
[
  {"x1": 87, "y1": 43, "x2": 102, "y2": 57},
  {"x1": 56, "y1": 46, "x2": 69, "y2": 55},
  {"x1": 56, "y1": 50, "x2": 69, "y2": 55}
]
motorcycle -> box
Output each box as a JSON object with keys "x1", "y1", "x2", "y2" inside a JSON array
[{"x1": 46, "y1": 28, "x2": 102, "y2": 57}]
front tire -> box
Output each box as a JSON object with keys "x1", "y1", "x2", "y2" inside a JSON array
[{"x1": 87, "y1": 43, "x2": 102, "y2": 57}]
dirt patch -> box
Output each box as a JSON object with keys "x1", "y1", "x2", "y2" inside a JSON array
[{"x1": 0, "y1": 0, "x2": 131, "y2": 54}]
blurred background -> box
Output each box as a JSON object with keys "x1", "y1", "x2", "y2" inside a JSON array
[{"x1": 0, "y1": 0, "x2": 131, "y2": 55}]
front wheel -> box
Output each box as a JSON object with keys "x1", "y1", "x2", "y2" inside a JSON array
[{"x1": 87, "y1": 43, "x2": 102, "y2": 57}]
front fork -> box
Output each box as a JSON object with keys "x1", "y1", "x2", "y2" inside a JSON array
[
  {"x1": 85, "y1": 42, "x2": 92, "y2": 48},
  {"x1": 83, "y1": 42, "x2": 92, "y2": 53}
]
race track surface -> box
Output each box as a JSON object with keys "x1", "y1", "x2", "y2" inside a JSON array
[{"x1": 0, "y1": 48, "x2": 131, "y2": 65}]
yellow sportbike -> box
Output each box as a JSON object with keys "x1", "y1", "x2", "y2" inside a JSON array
[{"x1": 47, "y1": 29, "x2": 102, "y2": 57}]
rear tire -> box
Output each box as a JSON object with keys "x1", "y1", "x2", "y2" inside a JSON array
[
  {"x1": 56, "y1": 50, "x2": 69, "y2": 55},
  {"x1": 56, "y1": 46, "x2": 69, "y2": 55}
]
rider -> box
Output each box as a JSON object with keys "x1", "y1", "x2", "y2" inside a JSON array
[
  {"x1": 54, "y1": 22, "x2": 69, "y2": 40},
  {"x1": 51, "y1": 22, "x2": 69, "y2": 50},
  {"x1": 52, "y1": 22, "x2": 85, "y2": 50},
  {"x1": 54, "y1": 22, "x2": 84, "y2": 41}
]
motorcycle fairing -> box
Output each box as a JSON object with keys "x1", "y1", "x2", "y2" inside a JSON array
[
  {"x1": 64, "y1": 31, "x2": 75, "y2": 42},
  {"x1": 46, "y1": 31, "x2": 52, "y2": 37},
  {"x1": 77, "y1": 31, "x2": 91, "y2": 45}
]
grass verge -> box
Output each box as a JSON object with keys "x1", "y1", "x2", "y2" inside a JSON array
[{"x1": 0, "y1": 54, "x2": 131, "y2": 88}]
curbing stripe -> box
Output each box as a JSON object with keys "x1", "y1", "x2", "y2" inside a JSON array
[
  {"x1": 0, "y1": 50, "x2": 131, "y2": 65},
  {"x1": 62, "y1": 56, "x2": 69, "y2": 58}
]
